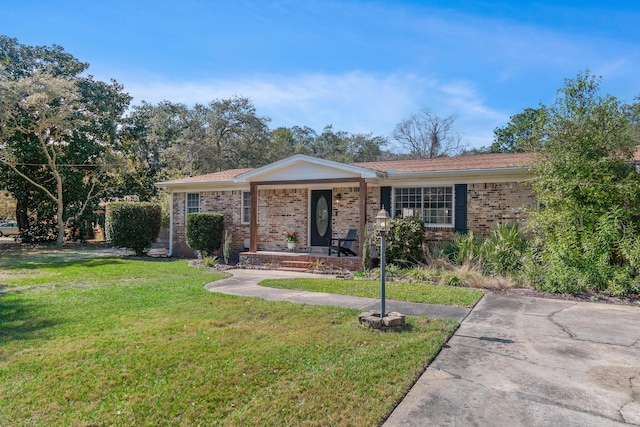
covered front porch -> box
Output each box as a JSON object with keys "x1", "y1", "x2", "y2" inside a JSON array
[
  {"x1": 239, "y1": 249, "x2": 364, "y2": 272},
  {"x1": 236, "y1": 155, "x2": 385, "y2": 257}
]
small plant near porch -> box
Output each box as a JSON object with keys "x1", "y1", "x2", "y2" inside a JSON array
[{"x1": 284, "y1": 230, "x2": 299, "y2": 243}]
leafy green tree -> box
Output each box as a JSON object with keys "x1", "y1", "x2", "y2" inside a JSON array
[
  {"x1": 526, "y1": 71, "x2": 640, "y2": 295},
  {"x1": 0, "y1": 37, "x2": 131, "y2": 244},
  {"x1": 346, "y1": 132, "x2": 388, "y2": 162},
  {"x1": 1, "y1": 36, "x2": 89, "y2": 230},
  {"x1": 489, "y1": 107, "x2": 547, "y2": 153},
  {"x1": 119, "y1": 101, "x2": 190, "y2": 197},
  {"x1": 191, "y1": 96, "x2": 272, "y2": 173},
  {"x1": 283, "y1": 125, "x2": 387, "y2": 163}
]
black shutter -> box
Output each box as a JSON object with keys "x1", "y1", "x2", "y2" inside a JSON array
[
  {"x1": 380, "y1": 187, "x2": 392, "y2": 212},
  {"x1": 454, "y1": 184, "x2": 467, "y2": 234}
]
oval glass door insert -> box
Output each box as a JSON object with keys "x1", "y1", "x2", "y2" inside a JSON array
[{"x1": 316, "y1": 196, "x2": 329, "y2": 237}]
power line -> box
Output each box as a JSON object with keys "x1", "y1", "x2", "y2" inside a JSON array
[{"x1": 9, "y1": 163, "x2": 126, "y2": 167}]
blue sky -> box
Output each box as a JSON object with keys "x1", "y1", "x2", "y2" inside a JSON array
[{"x1": 4, "y1": 0, "x2": 639, "y2": 149}]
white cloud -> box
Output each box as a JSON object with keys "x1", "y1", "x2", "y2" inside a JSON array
[{"x1": 121, "y1": 71, "x2": 504, "y2": 148}]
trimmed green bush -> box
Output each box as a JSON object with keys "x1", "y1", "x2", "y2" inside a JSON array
[
  {"x1": 374, "y1": 216, "x2": 426, "y2": 267},
  {"x1": 105, "y1": 202, "x2": 161, "y2": 256},
  {"x1": 186, "y1": 212, "x2": 224, "y2": 257}
]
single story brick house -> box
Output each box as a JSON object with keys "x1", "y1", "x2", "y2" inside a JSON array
[{"x1": 156, "y1": 152, "x2": 536, "y2": 265}]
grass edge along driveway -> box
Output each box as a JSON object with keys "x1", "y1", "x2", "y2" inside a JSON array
[
  {"x1": 260, "y1": 277, "x2": 484, "y2": 308},
  {"x1": 0, "y1": 257, "x2": 467, "y2": 426}
]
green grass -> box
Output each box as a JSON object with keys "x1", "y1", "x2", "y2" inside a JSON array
[
  {"x1": 0, "y1": 254, "x2": 458, "y2": 426},
  {"x1": 260, "y1": 278, "x2": 484, "y2": 307}
]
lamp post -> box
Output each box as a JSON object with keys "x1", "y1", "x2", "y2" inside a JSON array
[{"x1": 375, "y1": 207, "x2": 391, "y2": 321}]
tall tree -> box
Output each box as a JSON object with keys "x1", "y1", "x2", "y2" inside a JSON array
[
  {"x1": 193, "y1": 96, "x2": 272, "y2": 173},
  {"x1": 0, "y1": 37, "x2": 130, "y2": 244},
  {"x1": 286, "y1": 125, "x2": 387, "y2": 163},
  {"x1": 527, "y1": 71, "x2": 640, "y2": 295},
  {"x1": 392, "y1": 109, "x2": 461, "y2": 158},
  {"x1": 120, "y1": 100, "x2": 190, "y2": 195},
  {"x1": 0, "y1": 73, "x2": 85, "y2": 245},
  {"x1": 489, "y1": 107, "x2": 547, "y2": 153},
  {"x1": 1, "y1": 36, "x2": 90, "y2": 230}
]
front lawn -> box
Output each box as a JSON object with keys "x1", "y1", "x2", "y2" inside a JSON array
[
  {"x1": 0, "y1": 255, "x2": 457, "y2": 426},
  {"x1": 260, "y1": 277, "x2": 483, "y2": 307}
]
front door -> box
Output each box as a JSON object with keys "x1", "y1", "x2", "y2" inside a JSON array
[{"x1": 310, "y1": 190, "x2": 332, "y2": 247}]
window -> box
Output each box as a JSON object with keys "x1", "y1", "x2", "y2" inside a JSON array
[
  {"x1": 394, "y1": 187, "x2": 453, "y2": 226},
  {"x1": 242, "y1": 191, "x2": 251, "y2": 224},
  {"x1": 187, "y1": 193, "x2": 200, "y2": 214}
]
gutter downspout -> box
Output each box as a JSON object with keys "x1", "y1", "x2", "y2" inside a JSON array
[{"x1": 168, "y1": 192, "x2": 174, "y2": 257}]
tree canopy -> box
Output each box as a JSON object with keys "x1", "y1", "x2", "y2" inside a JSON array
[
  {"x1": 489, "y1": 107, "x2": 547, "y2": 153},
  {"x1": 525, "y1": 71, "x2": 640, "y2": 295},
  {"x1": 0, "y1": 36, "x2": 131, "y2": 244}
]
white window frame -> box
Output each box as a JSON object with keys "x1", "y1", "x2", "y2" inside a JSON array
[
  {"x1": 241, "y1": 191, "x2": 251, "y2": 224},
  {"x1": 393, "y1": 186, "x2": 454, "y2": 227},
  {"x1": 186, "y1": 193, "x2": 200, "y2": 215}
]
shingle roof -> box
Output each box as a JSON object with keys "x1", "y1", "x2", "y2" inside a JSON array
[
  {"x1": 158, "y1": 168, "x2": 254, "y2": 185},
  {"x1": 158, "y1": 152, "x2": 538, "y2": 185},
  {"x1": 352, "y1": 152, "x2": 533, "y2": 173}
]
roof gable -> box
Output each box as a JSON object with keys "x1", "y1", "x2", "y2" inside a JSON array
[{"x1": 234, "y1": 154, "x2": 381, "y2": 182}]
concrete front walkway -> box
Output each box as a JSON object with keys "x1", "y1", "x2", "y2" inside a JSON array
[
  {"x1": 203, "y1": 268, "x2": 470, "y2": 321},
  {"x1": 204, "y1": 269, "x2": 640, "y2": 426},
  {"x1": 384, "y1": 294, "x2": 640, "y2": 426}
]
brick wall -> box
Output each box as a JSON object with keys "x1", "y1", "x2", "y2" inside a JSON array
[
  {"x1": 257, "y1": 188, "x2": 308, "y2": 250},
  {"x1": 331, "y1": 186, "x2": 360, "y2": 239},
  {"x1": 170, "y1": 181, "x2": 535, "y2": 256},
  {"x1": 424, "y1": 181, "x2": 536, "y2": 241},
  {"x1": 171, "y1": 191, "x2": 250, "y2": 258},
  {"x1": 467, "y1": 181, "x2": 536, "y2": 234}
]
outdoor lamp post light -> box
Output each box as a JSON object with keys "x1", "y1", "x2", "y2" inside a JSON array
[{"x1": 375, "y1": 207, "x2": 391, "y2": 320}]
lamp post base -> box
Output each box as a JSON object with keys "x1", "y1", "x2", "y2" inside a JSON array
[{"x1": 358, "y1": 310, "x2": 407, "y2": 331}]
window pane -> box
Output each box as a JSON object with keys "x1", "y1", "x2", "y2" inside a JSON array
[
  {"x1": 187, "y1": 193, "x2": 200, "y2": 214},
  {"x1": 242, "y1": 191, "x2": 251, "y2": 224},
  {"x1": 395, "y1": 187, "x2": 453, "y2": 225}
]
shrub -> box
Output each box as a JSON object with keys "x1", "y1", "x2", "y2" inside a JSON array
[
  {"x1": 186, "y1": 213, "x2": 224, "y2": 257},
  {"x1": 404, "y1": 267, "x2": 439, "y2": 283},
  {"x1": 446, "y1": 223, "x2": 529, "y2": 278},
  {"x1": 480, "y1": 223, "x2": 529, "y2": 276},
  {"x1": 223, "y1": 231, "x2": 232, "y2": 265},
  {"x1": 105, "y1": 202, "x2": 162, "y2": 256},
  {"x1": 361, "y1": 227, "x2": 371, "y2": 271},
  {"x1": 203, "y1": 255, "x2": 220, "y2": 267},
  {"x1": 524, "y1": 208, "x2": 640, "y2": 296},
  {"x1": 20, "y1": 220, "x2": 58, "y2": 243},
  {"x1": 373, "y1": 216, "x2": 425, "y2": 267},
  {"x1": 446, "y1": 231, "x2": 482, "y2": 266}
]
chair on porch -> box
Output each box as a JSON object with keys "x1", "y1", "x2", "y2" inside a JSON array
[{"x1": 328, "y1": 229, "x2": 358, "y2": 257}]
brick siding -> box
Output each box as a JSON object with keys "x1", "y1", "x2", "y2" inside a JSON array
[{"x1": 171, "y1": 180, "x2": 536, "y2": 257}]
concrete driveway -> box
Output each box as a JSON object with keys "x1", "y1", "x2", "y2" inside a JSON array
[{"x1": 384, "y1": 294, "x2": 640, "y2": 426}]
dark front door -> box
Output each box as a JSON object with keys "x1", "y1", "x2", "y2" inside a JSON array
[{"x1": 310, "y1": 190, "x2": 332, "y2": 247}]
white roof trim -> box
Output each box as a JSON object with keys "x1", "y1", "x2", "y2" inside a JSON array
[{"x1": 233, "y1": 154, "x2": 382, "y2": 182}]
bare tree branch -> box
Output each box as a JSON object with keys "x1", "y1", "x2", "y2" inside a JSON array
[{"x1": 393, "y1": 109, "x2": 462, "y2": 159}]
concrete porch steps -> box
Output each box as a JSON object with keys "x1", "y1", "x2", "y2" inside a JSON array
[
  {"x1": 275, "y1": 267, "x2": 311, "y2": 272},
  {"x1": 279, "y1": 260, "x2": 312, "y2": 270},
  {"x1": 239, "y1": 251, "x2": 362, "y2": 271}
]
